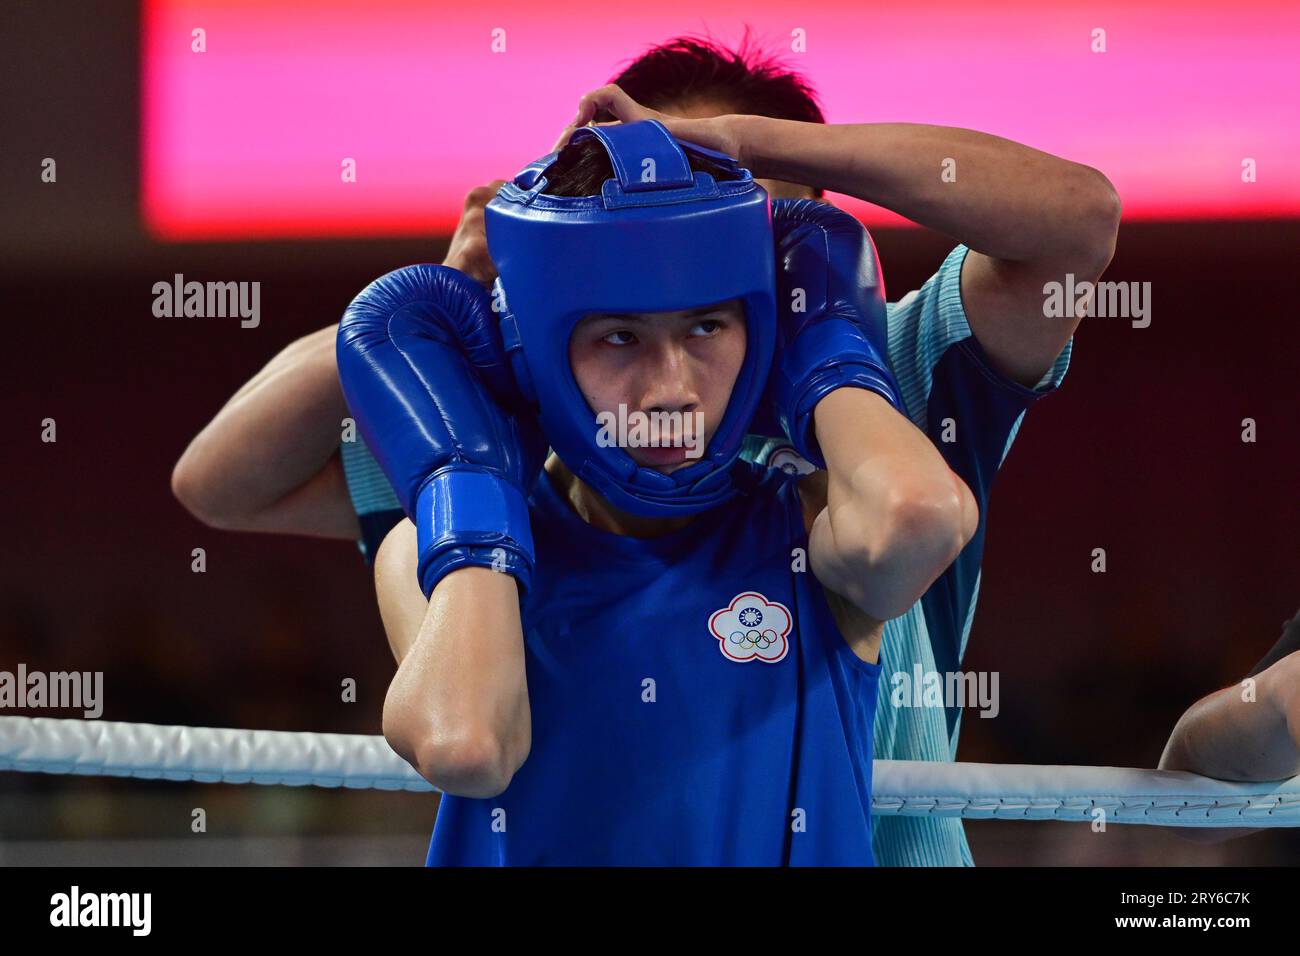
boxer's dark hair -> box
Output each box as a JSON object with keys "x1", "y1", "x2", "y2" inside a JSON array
[
  {"x1": 597, "y1": 30, "x2": 826, "y2": 126},
  {"x1": 542, "y1": 139, "x2": 742, "y2": 198}
]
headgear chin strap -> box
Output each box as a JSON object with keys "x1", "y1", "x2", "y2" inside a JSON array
[{"x1": 486, "y1": 119, "x2": 777, "y2": 517}]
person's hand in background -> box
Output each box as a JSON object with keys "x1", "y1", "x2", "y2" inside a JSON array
[
  {"x1": 551, "y1": 84, "x2": 745, "y2": 160},
  {"x1": 442, "y1": 181, "x2": 507, "y2": 286},
  {"x1": 1161, "y1": 645, "x2": 1300, "y2": 784},
  {"x1": 1158, "y1": 612, "x2": 1300, "y2": 844}
]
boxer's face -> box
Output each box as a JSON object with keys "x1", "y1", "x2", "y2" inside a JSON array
[{"x1": 569, "y1": 300, "x2": 747, "y2": 473}]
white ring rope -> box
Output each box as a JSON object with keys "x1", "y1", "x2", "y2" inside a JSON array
[{"x1": 3, "y1": 717, "x2": 1299, "y2": 827}]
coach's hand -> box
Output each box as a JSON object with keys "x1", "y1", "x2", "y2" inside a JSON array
[
  {"x1": 337, "y1": 264, "x2": 546, "y2": 598},
  {"x1": 552, "y1": 84, "x2": 747, "y2": 161},
  {"x1": 442, "y1": 182, "x2": 508, "y2": 286}
]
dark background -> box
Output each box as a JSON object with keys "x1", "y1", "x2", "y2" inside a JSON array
[{"x1": 2, "y1": 3, "x2": 1297, "y2": 865}]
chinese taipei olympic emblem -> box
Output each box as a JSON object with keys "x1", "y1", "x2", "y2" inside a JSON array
[{"x1": 708, "y1": 591, "x2": 793, "y2": 663}]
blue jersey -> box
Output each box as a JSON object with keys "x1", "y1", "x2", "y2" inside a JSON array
[
  {"x1": 344, "y1": 242, "x2": 1072, "y2": 866},
  {"x1": 426, "y1": 459, "x2": 881, "y2": 866}
]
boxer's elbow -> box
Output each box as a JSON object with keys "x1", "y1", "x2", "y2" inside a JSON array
[
  {"x1": 870, "y1": 478, "x2": 972, "y2": 570},
  {"x1": 414, "y1": 734, "x2": 518, "y2": 799},
  {"x1": 834, "y1": 478, "x2": 976, "y2": 618},
  {"x1": 384, "y1": 709, "x2": 525, "y2": 798}
]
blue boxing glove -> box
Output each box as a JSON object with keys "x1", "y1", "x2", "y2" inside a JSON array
[
  {"x1": 764, "y1": 198, "x2": 903, "y2": 468},
  {"x1": 337, "y1": 264, "x2": 547, "y2": 598}
]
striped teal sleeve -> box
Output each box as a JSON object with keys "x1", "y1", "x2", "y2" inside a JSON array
[
  {"x1": 339, "y1": 436, "x2": 401, "y2": 513},
  {"x1": 871, "y1": 606, "x2": 975, "y2": 866},
  {"x1": 869, "y1": 244, "x2": 1073, "y2": 867},
  {"x1": 886, "y1": 244, "x2": 1072, "y2": 437},
  {"x1": 339, "y1": 436, "x2": 403, "y2": 562}
]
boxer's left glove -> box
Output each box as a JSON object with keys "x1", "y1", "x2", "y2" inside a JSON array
[
  {"x1": 763, "y1": 199, "x2": 904, "y2": 468},
  {"x1": 337, "y1": 264, "x2": 546, "y2": 598}
]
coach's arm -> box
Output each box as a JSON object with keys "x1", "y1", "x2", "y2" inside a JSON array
[
  {"x1": 171, "y1": 184, "x2": 505, "y2": 537},
  {"x1": 566, "y1": 87, "x2": 1121, "y2": 390},
  {"x1": 731, "y1": 117, "x2": 1121, "y2": 388}
]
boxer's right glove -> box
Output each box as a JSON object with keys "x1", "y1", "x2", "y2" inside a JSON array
[
  {"x1": 764, "y1": 199, "x2": 904, "y2": 468},
  {"x1": 337, "y1": 264, "x2": 546, "y2": 598}
]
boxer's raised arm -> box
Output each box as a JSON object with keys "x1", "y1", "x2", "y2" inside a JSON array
[
  {"x1": 337, "y1": 264, "x2": 545, "y2": 796},
  {"x1": 382, "y1": 565, "x2": 532, "y2": 798},
  {"x1": 764, "y1": 201, "x2": 976, "y2": 625}
]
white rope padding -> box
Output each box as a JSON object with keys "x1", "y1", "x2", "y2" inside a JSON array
[{"x1": 3, "y1": 717, "x2": 1299, "y2": 827}]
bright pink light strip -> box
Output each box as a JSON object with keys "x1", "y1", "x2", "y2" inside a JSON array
[{"x1": 143, "y1": 0, "x2": 1300, "y2": 239}]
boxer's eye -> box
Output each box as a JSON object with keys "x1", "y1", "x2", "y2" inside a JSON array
[{"x1": 601, "y1": 330, "x2": 636, "y2": 346}]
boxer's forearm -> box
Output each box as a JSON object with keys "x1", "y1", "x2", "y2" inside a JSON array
[
  {"x1": 726, "y1": 114, "x2": 1117, "y2": 268},
  {"x1": 809, "y1": 388, "x2": 977, "y2": 620},
  {"x1": 1159, "y1": 655, "x2": 1300, "y2": 782},
  {"x1": 172, "y1": 325, "x2": 360, "y2": 538},
  {"x1": 373, "y1": 521, "x2": 427, "y2": 665},
  {"x1": 382, "y1": 567, "x2": 532, "y2": 797}
]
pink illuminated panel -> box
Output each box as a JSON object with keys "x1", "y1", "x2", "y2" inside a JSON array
[{"x1": 143, "y1": 0, "x2": 1300, "y2": 239}]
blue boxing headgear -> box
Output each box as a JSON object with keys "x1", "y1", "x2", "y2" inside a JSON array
[{"x1": 485, "y1": 120, "x2": 777, "y2": 517}]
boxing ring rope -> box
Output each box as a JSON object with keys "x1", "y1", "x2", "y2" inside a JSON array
[{"x1": 3, "y1": 717, "x2": 1300, "y2": 827}]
